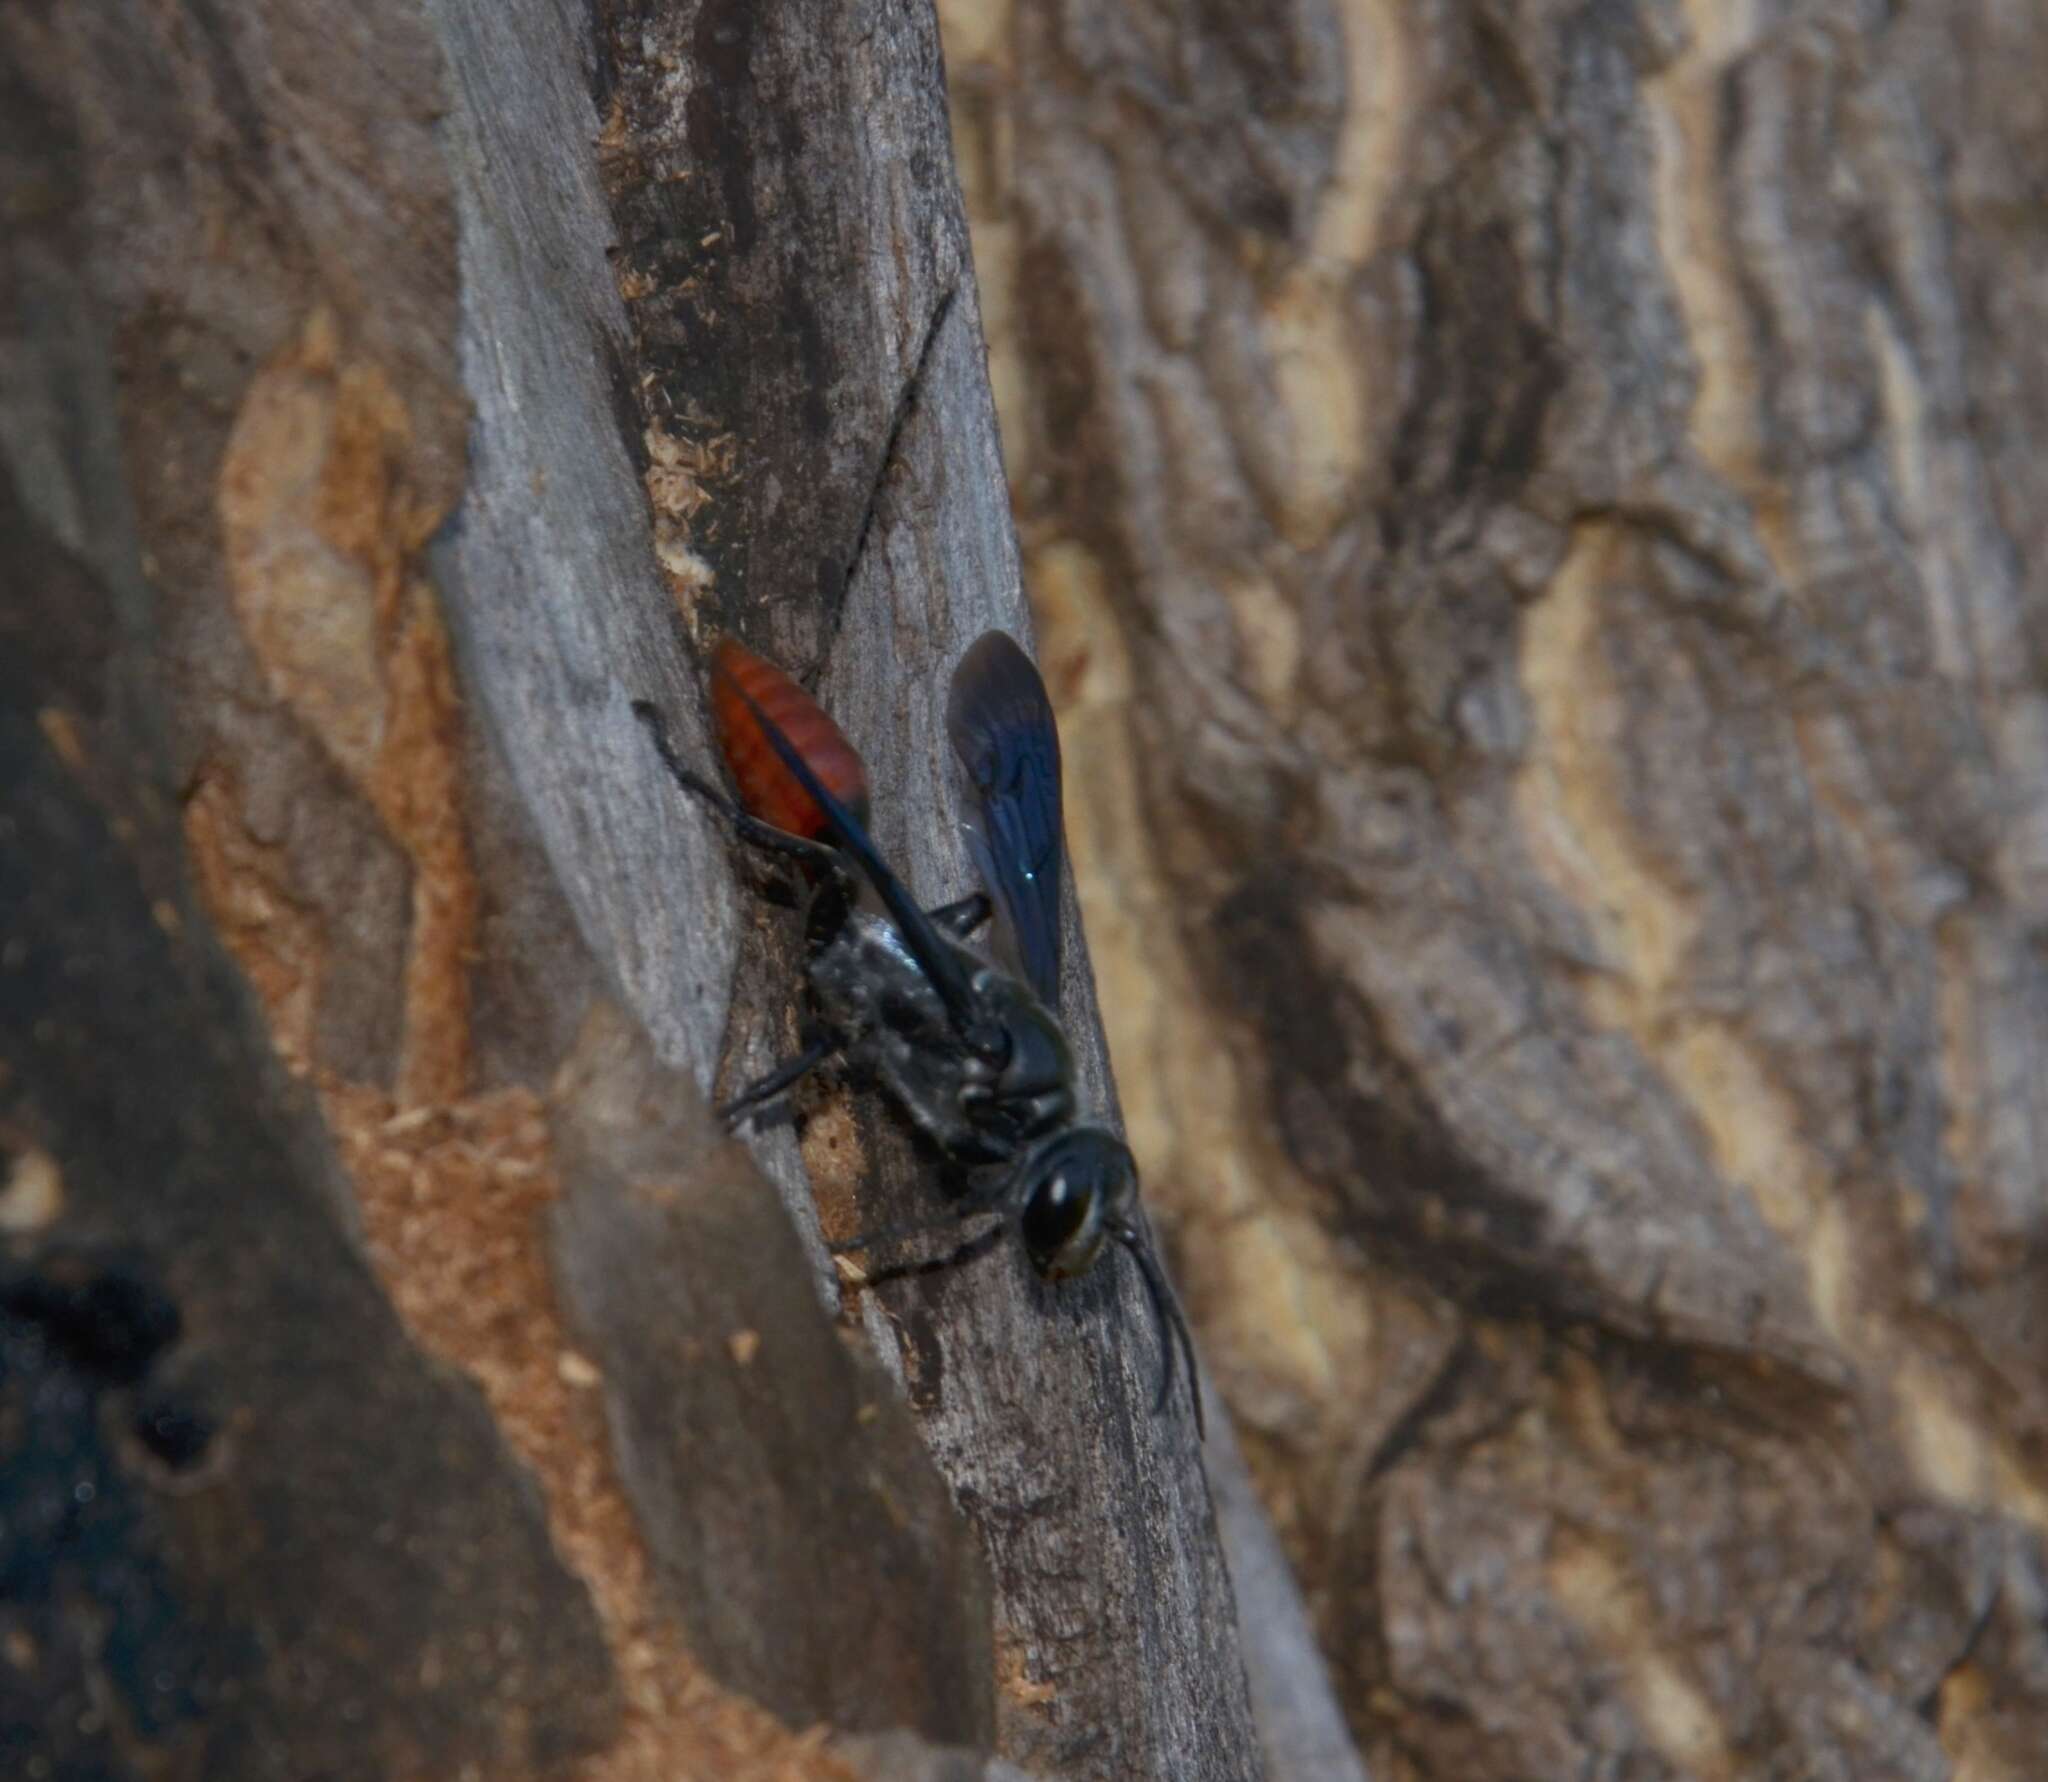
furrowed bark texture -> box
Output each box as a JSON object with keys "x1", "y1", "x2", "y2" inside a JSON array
[
  {"x1": 941, "y1": 0, "x2": 2048, "y2": 1777},
  {"x1": 4, "y1": 0, "x2": 1259, "y2": 1778}
]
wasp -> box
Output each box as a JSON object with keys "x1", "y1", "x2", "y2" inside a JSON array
[{"x1": 634, "y1": 633, "x2": 1202, "y2": 1434}]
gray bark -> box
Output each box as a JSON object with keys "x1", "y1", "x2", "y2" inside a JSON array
[
  {"x1": 556, "y1": 3, "x2": 1260, "y2": 1773},
  {"x1": 0, "y1": 9, "x2": 617, "y2": 1776}
]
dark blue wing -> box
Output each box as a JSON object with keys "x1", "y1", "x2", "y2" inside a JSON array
[{"x1": 946, "y1": 631, "x2": 1066, "y2": 1007}]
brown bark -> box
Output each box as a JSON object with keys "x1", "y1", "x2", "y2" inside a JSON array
[{"x1": 943, "y1": 0, "x2": 2048, "y2": 1777}]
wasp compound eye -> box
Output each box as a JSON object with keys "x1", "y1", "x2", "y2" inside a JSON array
[
  {"x1": 1018, "y1": 1129, "x2": 1134, "y2": 1280},
  {"x1": 1022, "y1": 1170, "x2": 1107, "y2": 1278}
]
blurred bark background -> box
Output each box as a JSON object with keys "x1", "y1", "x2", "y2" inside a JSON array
[
  {"x1": 940, "y1": 0, "x2": 2048, "y2": 1777},
  {"x1": 7, "y1": 0, "x2": 2048, "y2": 1777}
]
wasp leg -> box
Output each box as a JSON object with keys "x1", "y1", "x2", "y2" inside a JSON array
[
  {"x1": 828, "y1": 1163, "x2": 1019, "y2": 1268},
  {"x1": 833, "y1": 1211, "x2": 1010, "y2": 1287},
  {"x1": 633, "y1": 699, "x2": 849, "y2": 880},
  {"x1": 924, "y1": 893, "x2": 992, "y2": 939},
  {"x1": 719, "y1": 1030, "x2": 845, "y2": 1127}
]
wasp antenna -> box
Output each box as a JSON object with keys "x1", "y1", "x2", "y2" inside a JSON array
[{"x1": 1118, "y1": 1225, "x2": 1205, "y2": 1441}]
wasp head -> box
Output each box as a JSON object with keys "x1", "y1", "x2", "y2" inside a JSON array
[
  {"x1": 1015, "y1": 1126, "x2": 1204, "y2": 1434},
  {"x1": 1016, "y1": 1128, "x2": 1138, "y2": 1280}
]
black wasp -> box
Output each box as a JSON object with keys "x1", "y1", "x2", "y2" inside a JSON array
[{"x1": 633, "y1": 631, "x2": 1202, "y2": 1434}]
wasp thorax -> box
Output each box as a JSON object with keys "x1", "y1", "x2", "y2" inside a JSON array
[
  {"x1": 956, "y1": 982, "x2": 1077, "y2": 1140},
  {"x1": 1019, "y1": 1129, "x2": 1138, "y2": 1279}
]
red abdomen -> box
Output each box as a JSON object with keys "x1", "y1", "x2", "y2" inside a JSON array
[{"x1": 710, "y1": 637, "x2": 870, "y2": 841}]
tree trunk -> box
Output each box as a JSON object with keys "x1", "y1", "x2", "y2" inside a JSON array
[
  {"x1": 2, "y1": 1, "x2": 1265, "y2": 1780},
  {"x1": 943, "y1": 0, "x2": 2048, "y2": 1776},
  {"x1": 17, "y1": 0, "x2": 2039, "y2": 1777}
]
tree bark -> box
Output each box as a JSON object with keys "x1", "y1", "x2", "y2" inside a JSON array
[
  {"x1": 3, "y1": 1, "x2": 1262, "y2": 1780},
  {"x1": 943, "y1": 0, "x2": 2048, "y2": 1776}
]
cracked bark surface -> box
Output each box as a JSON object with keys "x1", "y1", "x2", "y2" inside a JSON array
[{"x1": 938, "y1": 0, "x2": 2048, "y2": 1776}]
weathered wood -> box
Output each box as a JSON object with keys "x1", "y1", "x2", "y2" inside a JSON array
[
  {"x1": 1204, "y1": 1409, "x2": 1371, "y2": 1782},
  {"x1": 0, "y1": 89, "x2": 617, "y2": 1780},
  {"x1": 946, "y1": 0, "x2": 2048, "y2": 1774},
  {"x1": 426, "y1": 0, "x2": 1008, "y2": 1717},
  {"x1": 551, "y1": 2, "x2": 1263, "y2": 1775},
  {"x1": 5, "y1": 0, "x2": 1133, "y2": 1776},
  {"x1": 547, "y1": 1001, "x2": 997, "y2": 1743},
  {"x1": 8, "y1": 0, "x2": 1268, "y2": 1776}
]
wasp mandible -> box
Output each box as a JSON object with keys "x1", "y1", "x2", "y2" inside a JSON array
[{"x1": 633, "y1": 633, "x2": 1202, "y2": 1434}]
